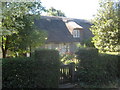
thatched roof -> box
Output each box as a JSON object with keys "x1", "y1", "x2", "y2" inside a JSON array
[{"x1": 34, "y1": 16, "x2": 93, "y2": 43}]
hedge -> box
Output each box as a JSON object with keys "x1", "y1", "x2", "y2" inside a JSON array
[
  {"x1": 34, "y1": 49, "x2": 60, "y2": 88},
  {"x1": 75, "y1": 48, "x2": 118, "y2": 87},
  {"x1": 2, "y1": 49, "x2": 60, "y2": 88},
  {"x1": 2, "y1": 57, "x2": 35, "y2": 88}
]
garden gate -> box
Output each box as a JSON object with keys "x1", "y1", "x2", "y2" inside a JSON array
[{"x1": 59, "y1": 63, "x2": 76, "y2": 84}]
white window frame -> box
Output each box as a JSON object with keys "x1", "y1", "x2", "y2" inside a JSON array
[{"x1": 72, "y1": 29, "x2": 80, "y2": 38}]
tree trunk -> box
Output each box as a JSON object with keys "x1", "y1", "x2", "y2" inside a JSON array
[
  {"x1": 2, "y1": 49, "x2": 7, "y2": 58},
  {"x1": 2, "y1": 36, "x2": 9, "y2": 58},
  {"x1": 30, "y1": 46, "x2": 32, "y2": 57},
  {"x1": 2, "y1": 37, "x2": 6, "y2": 58}
]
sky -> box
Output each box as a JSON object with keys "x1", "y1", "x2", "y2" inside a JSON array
[{"x1": 41, "y1": 0, "x2": 100, "y2": 20}]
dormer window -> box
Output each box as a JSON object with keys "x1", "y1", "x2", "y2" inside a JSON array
[{"x1": 72, "y1": 29, "x2": 80, "y2": 38}]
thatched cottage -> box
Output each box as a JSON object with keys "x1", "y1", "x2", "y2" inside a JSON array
[{"x1": 35, "y1": 16, "x2": 93, "y2": 54}]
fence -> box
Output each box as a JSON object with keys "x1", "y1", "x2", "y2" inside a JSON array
[{"x1": 59, "y1": 63, "x2": 75, "y2": 84}]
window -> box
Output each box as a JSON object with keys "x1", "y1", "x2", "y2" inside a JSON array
[
  {"x1": 45, "y1": 44, "x2": 52, "y2": 49},
  {"x1": 58, "y1": 43, "x2": 70, "y2": 54},
  {"x1": 72, "y1": 30, "x2": 80, "y2": 38}
]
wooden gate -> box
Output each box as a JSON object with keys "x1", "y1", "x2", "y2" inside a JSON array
[{"x1": 59, "y1": 63, "x2": 75, "y2": 84}]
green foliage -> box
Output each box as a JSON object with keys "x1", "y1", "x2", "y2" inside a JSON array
[
  {"x1": 77, "y1": 38, "x2": 95, "y2": 49},
  {"x1": 34, "y1": 49, "x2": 60, "y2": 88},
  {"x1": 118, "y1": 55, "x2": 120, "y2": 78},
  {"x1": 1, "y1": 2, "x2": 47, "y2": 58},
  {"x1": 47, "y1": 7, "x2": 66, "y2": 17},
  {"x1": 2, "y1": 49, "x2": 60, "y2": 88},
  {"x1": 60, "y1": 53, "x2": 78, "y2": 65},
  {"x1": 2, "y1": 2, "x2": 44, "y2": 34},
  {"x1": 76, "y1": 47, "x2": 98, "y2": 60},
  {"x1": 34, "y1": 49, "x2": 60, "y2": 68},
  {"x1": 90, "y1": 0, "x2": 120, "y2": 52},
  {"x1": 82, "y1": 37, "x2": 95, "y2": 47},
  {"x1": 76, "y1": 48, "x2": 118, "y2": 87},
  {"x1": 2, "y1": 2, "x2": 36, "y2": 35},
  {"x1": 77, "y1": 43, "x2": 87, "y2": 48},
  {"x1": 2, "y1": 57, "x2": 36, "y2": 88},
  {"x1": 8, "y1": 15, "x2": 47, "y2": 57}
]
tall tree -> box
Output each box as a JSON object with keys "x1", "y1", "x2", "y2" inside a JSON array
[
  {"x1": 1, "y1": 2, "x2": 30, "y2": 58},
  {"x1": 1, "y1": 2, "x2": 47, "y2": 58},
  {"x1": 47, "y1": 7, "x2": 66, "y2": 17},
  {"x1": 90, "y1": 0, "x2": 120, "y2": 52},
  {"x1": 7, "y1": 15, "x2": 47, "y2": 57}
]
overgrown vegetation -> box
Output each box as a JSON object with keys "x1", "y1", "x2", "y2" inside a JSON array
[
  {"x1": 2, "y1": 49, "x2": 60, "y2": 88},
  {"x1": 82, "y1": 37, "x2": 95, "y2": 48},
  {"x1": 1, "y1": 2, "x2": 47, "y2": 58},
  {"x1": 75, "y1": 47, "x2": 119, "y2": 88},
  {"x1": 6, "y1": 15, "x2": 47, "y2": 57},
  {"x1": 90, "y1": 0, "x2": 120, "y2": 52}
]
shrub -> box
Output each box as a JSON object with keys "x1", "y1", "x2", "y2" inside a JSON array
[
  {"x1": 75, "y1": 48, "x2": 118, "y2": 87},
  {"x1": 76, "y1": 47, "x2": 98, "y2": 60},
  {"x1": 34, "y1": 49, "x2": 60, "y2": 88},
  {"x1": 118, "y1": 55, "x2": 120, "y2": 78},
  {"x1": 2, "y1": 57, "x2": 36, "y2": 88},
  {"x1": 82, "y1": 37, "x2": 95, "y2": 47},
  {"x1": 2, "y1": 49, "x2": 60, "y2": 88}
]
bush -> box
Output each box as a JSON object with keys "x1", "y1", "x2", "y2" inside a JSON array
[
  {"x1": 2, "y1": 49, "x2": 60, "y2": 88},
  {"x1": 75, "y1": 48, "x2": 118, "y2": 87},
  {"x1": 76, "y1": 47, "x2": 98, "y2": 60},
  {"x1": 118, "y1": 55, "x2": 120, "y2": 78},
  {"x1": 34, "y1": 49, "x2": 60, "y2": 88},
  {"x1": 82, "y1": 37, "x2": 95, "y2": 47},
  {"x1": 2, "y1": 57, "x2": 35, "y2": 88}
]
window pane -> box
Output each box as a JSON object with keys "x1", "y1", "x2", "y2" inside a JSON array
[{"x1": 73, "y1": 30, "x2": 80, "y2": 38}]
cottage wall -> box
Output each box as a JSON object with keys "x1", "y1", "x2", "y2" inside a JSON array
[{"x1": 44, "y1": 43, "x2": 79, "y2": 54}]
